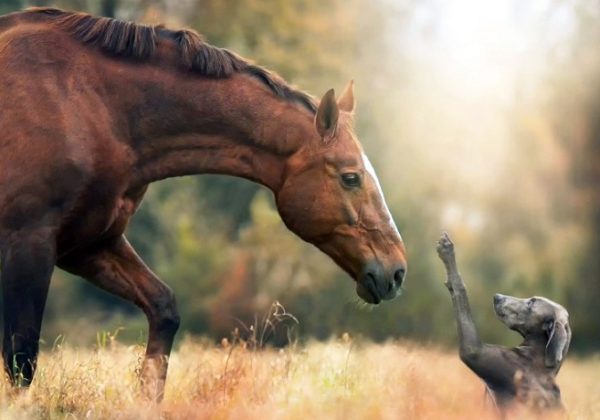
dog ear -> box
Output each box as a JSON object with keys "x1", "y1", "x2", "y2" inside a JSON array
[{"x1": 545, "y1": 320, "x2": 571, "y2": 368}]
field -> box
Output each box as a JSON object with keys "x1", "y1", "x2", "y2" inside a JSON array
[{"x1": 0, "y1": 336, "x2": 598, "y2": 420}]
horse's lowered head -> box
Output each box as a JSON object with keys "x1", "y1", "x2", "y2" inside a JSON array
[{"x1": 276, "y1": 81, "x2": 407, "y2": 304}]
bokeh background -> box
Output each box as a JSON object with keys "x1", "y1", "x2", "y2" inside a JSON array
[{"x1": 1, "y1": 0, "x2": 599, "y2": 353}]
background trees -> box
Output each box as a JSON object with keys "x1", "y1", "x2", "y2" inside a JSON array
[{"x1": 1, "y1": 0, "x2": 599, "y2": 352}]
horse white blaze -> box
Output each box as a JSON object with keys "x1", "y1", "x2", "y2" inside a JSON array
[{"x1": 361, "y1": 153, "x2": 403, "y2": 240}]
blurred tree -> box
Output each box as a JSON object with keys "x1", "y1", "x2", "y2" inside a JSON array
[
  {"x1": 2, "y1": 0, "x2": 598, "y2": 352},
  {"x1": 0, "y1": 0, "x2": 21, "y2": 14},
  {"x1": 101, "y1": 0, "x2": 116, "y2": 17},
  {"x1": 543, "y1": 0, "x2": 600, "y2": 351}
]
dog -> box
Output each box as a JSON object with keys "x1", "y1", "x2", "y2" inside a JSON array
[{"x1": 436, "y1": 232, "x2": 571, "y2": 411}]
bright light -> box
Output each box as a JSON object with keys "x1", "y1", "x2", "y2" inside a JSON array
[
  {"x1": 386, "y1": 0, "x2": 577, "y2": 231},
  {"x1": 396, "y1": 2, "x2": 573, "y2": 156}
]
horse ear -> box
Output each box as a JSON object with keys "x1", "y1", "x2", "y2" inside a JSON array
[
  {"x1": 338, "y1": 80, "x2": 355, "y2": 113},
  {"x1": 545, "y1": 320, "x2": 571, "y2": 368},
  {"x1": 315, "y1": 88, "x2": 339, "y2": 139}
]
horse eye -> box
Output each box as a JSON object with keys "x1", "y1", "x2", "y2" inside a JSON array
[
  {"x1": 341, "y1": 173, "x2": 361, "y2": 188},
  {"x1": 528, "y1": 298, "x2": 536, "y2": 309}
]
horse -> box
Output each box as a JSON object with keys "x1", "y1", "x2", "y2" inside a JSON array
[{"x1": 0, "y1": 7, "x2": 407, "y2": 399}]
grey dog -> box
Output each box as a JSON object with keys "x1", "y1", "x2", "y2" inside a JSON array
[{"x1": 437, "y1": 233, "x2": 571, "y2": 411}]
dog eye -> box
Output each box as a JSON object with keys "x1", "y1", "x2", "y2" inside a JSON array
[{"x1": 341, "y1": 173, "x2": 361, "y2": 188}]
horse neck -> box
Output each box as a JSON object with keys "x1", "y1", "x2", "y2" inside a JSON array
[{"x1": 116, "y1": 63, "x2": 317, "y2": 193}]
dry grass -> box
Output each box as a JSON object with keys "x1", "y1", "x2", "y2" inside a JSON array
[{"x1": 0, "y1": 337, "x2": 598, "y2": 419}]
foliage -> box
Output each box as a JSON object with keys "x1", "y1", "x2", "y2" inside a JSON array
[{"x1": 0, "y1": 0, "x2": 599, "y2": 352}]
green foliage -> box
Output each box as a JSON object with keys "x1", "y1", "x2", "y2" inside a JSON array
[
  {"x1": 2, "y1": 0, "x2": 599, "y2": 352},
  {"x1": 0, "y1": 0, "x2": 21, "y2": 14}
]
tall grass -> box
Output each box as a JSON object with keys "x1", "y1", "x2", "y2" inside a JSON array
[{"x1": 0, "y1": 336, "x2": 597, "y2": 419}]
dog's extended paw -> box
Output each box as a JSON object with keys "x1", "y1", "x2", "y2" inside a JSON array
[{"x1": 436, "y1": 232, "x2": 455, "y2": 262}]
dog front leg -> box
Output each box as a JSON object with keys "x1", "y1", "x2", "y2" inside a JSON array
[{"x1": 437, "y1": 233, "x2": 482, "y2": 360}]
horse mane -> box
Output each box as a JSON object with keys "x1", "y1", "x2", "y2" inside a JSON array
[{"x1": 29, "y1": 7, "x2": 317, "y2": 113}]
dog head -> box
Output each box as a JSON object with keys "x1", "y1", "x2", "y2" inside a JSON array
[{"x1": 494, "y1": 294, "x2": 571, "y2": 370}]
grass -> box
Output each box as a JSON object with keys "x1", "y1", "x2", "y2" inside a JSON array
[{"x1": 0, "y1": 335, "x2": 598, "y2": 419}]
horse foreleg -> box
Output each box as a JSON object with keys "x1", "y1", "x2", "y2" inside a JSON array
[
  {"x1": 58, "y1": 235, "x2": 180, "y2": 401},
  {"x1": 1, "y1": 231, "x2": 55, "y2": 387}
]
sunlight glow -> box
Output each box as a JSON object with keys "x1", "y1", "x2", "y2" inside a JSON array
[{"x1": 385, "y1": 0, "x2": 578, "y2": 231}]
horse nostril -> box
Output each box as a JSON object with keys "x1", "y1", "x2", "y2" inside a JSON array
[
  {"x1": 394, "y1": 267, "x2": 406, "y2": 287},
  {"x1": 364, "y1": 272, "x2": 381, "y2": 302}
]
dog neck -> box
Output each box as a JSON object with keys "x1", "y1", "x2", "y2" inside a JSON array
[
  {"x1": 513, "y1": 337, "x2": 560, "y2": 378},
  {"x1": 515, "y1": 338, "x2": 557, "y2": 375}
]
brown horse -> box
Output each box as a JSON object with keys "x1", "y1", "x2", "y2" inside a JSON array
[{"x1": 0, "y1": 8, "x2": 407, "y2": 398}]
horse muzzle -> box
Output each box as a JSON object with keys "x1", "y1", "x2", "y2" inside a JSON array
[{"x1": 356, "y1": 261, "x2": 406, "y2": 304}]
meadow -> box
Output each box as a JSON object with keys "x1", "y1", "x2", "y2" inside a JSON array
[{"x1": 0, "y1": 336, "x2": 598, "y2": 420}]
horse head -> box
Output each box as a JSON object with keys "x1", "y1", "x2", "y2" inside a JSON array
[{"x1": 276, "y1": 81, "x2": 407, "y2": 304}]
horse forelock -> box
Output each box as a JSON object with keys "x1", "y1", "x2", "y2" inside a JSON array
[{"x1": 29, "y1": 8, "x2": 317, "y2": 113}]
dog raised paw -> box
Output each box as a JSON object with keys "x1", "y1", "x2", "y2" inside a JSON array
[{"x1": 436, "y1": 232, "x2": 455, "y2": 262}]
